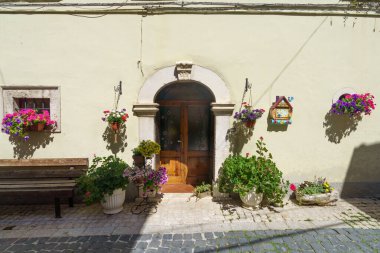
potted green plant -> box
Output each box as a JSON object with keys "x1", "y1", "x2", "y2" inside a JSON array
[
  {"x1": 135, "y1": 140, "x2": 161, "y2": 159},
  {"x1": 194, "y1": 182, "x2": 212, "y2": 198},
  {"x1": 219, "y1": 137, "x2": 289, "y2": 208},
  {"x1": 77, "y1": 155, "x2": 129, "y2": 214},
  {"x1": 290, "y1": 178, "x2": 337, "y2": 206}
]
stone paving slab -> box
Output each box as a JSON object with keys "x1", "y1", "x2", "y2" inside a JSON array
[
  {"x1": 0, "y1": 195, "x2": 379, "y2": 238},
  {"x1": 0, "y1": 228, "x2": 379, "y2": 253}
]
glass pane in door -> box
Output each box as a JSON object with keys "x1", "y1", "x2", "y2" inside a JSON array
[
  {"x1": 188, "y1": 105, "x2": 210, "y2": 151},
  {"x1": 159, "y1": 106, "x2": 180, "y2": 151}
]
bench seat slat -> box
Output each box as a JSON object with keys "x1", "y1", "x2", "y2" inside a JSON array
[
  {"x1": 0, "y1": 188, "x2": 74, "y2": 194},
  {"x1": 0, "y1": 180, "x2": 77, "y2": 185},
  {"x1": 0, "y1": 183, "x2": 76, "y2": 189},
  {"x1": 0, "y1": 169, "x2": 86, "y2": 179},
  {"x1": 0, "y1": 158, "x2": 88, "y2": 167}
]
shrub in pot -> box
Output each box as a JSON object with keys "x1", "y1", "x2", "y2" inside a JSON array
[
  {"x1": 194, "y1": 182, "x2": 212, "y2": 198},
  {"x1": 77, "y1": 155, "x2": 129, "y2": 214},
  {"x1": 219, "y1": 137, "x2": 289, "y2": 207},
  {"x1": 134, "y1": 140, "x2": 161, "y2": 159}
]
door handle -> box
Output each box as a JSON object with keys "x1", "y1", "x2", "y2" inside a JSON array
[{"x1": 177, "y1": 140, "x2": 182, "y2": 143}]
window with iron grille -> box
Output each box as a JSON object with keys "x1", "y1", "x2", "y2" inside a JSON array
[{"x1": 15, "y1": 98, "x2": 51, "y2": 113}]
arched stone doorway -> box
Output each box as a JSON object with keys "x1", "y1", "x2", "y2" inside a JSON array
[
  {"x1": 133, "y1": 63, "x2": 234, "y2": 193},
  {"x1": 155, "y1": 81, "x2": 215, "y2": 191}
]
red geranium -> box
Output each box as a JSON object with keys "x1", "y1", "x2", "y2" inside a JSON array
[{"x1": 290, "y1": 183, "x2": 297, "y2": 191}]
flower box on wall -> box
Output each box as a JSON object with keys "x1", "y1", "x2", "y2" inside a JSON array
[{"x1": 269, "y1": 96, "x2": 293, "y2": 125}]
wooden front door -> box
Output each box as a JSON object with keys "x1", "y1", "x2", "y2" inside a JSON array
[{"x1": 158, "y1": 101, "x2": 212, "y2": 186}]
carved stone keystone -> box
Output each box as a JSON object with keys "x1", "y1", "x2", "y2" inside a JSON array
[{"x1": 175, "y1": 61, "x2": 193, "y2": 80}]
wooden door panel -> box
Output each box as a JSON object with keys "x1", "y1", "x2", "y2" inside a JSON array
[
  {"x1": 158, "y1": 102, "x2": 211, "y2": 187},
  {"x1": 160, "y1": 152, "x2": 187, "y2": 184},
  {"x1": 187, "y1": 155, "x2": 210, "y2": 185}
]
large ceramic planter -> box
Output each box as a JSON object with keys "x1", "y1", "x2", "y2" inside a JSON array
[
  {"x1": 101, "y1": 188, "x2": 126, "y2": 214},
  {"x1": 295, "y1": 191, "x2": 337, "y2": 206},
  {"x1": 239, "y1": 188, "x2": 263, "y2": 208}
]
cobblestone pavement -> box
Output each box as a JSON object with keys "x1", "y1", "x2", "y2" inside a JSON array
[
  {"x1": 1, "y1": 229, "x2": 379, "y2": 252},
  {"x1": 0, "y1": 194, "x2": 379, "y2": 252}
]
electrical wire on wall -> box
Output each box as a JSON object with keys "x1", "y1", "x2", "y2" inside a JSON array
[{"x1": 137, "y1": 16, "x2": 145, "y2": 77}]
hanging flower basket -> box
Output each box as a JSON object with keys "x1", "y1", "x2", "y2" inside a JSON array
[
  {"x1": 234, "y1": 102, "x2": 264, "y2": 128},
  {"x1": 330, "y1": 93, "x2": 376, "y2": 116},
  {"x1": 102, "y1": 109, "x2": 129, "y2": 128}
]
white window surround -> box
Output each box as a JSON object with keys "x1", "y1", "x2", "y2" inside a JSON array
[
  {"x1": 1, "y1": 86, "x2": 61, "y2": 132},
  {"x1": 133, "y1": 64, "x2": 234, "y2": 185}
]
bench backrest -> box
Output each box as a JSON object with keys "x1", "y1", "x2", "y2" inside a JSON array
[{"x1": 0, "y1": 158, "x2": 88, "y2": 180}]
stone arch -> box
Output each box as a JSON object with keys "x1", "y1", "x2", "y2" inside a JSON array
[{"x1": 137, "y1": 65, "x2": 231, "y2": 103}]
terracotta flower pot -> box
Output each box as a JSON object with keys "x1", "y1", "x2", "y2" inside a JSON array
[
  {"x1": 132, "y1": 155, "x2": 145, "y2": 167},
  {"x1": 30, "y1": 122, "x2": 46, "y2": 132},
  {"x1": 110, "y1": 122, "x2": 120, "y2": 131},
  {"x1": 245, "y1": 120, "x2": 256, "y2": 128}
]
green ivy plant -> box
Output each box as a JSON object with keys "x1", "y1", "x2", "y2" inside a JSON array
[
  {"x1": 135, "y1": 140, "x2": 161, "y2": 158},
  {"x1": 219, "y1": 137, "x2": 289, "y2": 206},
  {"x1": 77, "y1": 155, "x2": 129, "y2": 205}
]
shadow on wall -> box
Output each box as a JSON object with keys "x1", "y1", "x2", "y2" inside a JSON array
[
  {"x1": 102, "y1": 126, "x2": 128, "y2": 155},
  {"x1": 341, "y1": 143, "x2": 380, "y2": 198},
  {"x1": 323, "y1": 113, "x2": 362, "y2": 144},
  {"x1": 10, "y1": 132, "x2": 54, "y2": 159},
  {"x1": 226, "y1": 121, "x2": 253, "y2": 155}
]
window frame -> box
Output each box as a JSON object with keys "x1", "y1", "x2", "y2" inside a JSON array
[{"x1": 1, "y1": 86, "x2": 61, "y2": 132}]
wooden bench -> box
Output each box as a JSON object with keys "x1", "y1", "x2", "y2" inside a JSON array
[{"x1": 0, "y1": 158, "x2": 88, "y2": 218}]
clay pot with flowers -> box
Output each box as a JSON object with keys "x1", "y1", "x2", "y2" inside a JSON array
[
  {"x1": 102, "y1": 109, "x2": 129, "y2": 132},
  {"x1": 330, "y1": 93, "x2": 375, "y2": 117},
  {"x1": 1, "y1": 109, "x2": 56, "y2": 141},
  {"x1": 234, "y1": 102, "x2": 265, "y2": 128}
]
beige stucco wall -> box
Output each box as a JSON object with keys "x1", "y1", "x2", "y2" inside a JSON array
[{"x1": 1, "y1": 14, "x2": 379, "y2": 185}]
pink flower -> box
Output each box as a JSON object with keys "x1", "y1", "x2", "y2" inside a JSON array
[
  {"x1": 290, "y1": 184, "x2": 297, "y2": 191},
  {"x1": 245, "y1": 152, "x2": 250, "y2": 157},
  {"x1": 85, "y1": 191, "x2": 91, "y2": 197}
]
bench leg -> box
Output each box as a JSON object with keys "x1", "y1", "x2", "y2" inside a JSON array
[
  {"x1": 54, "y1": 198, "x2": 62, "y2": 218},
  {"x1": 69, "y1": 197, "x2": 74, "y2": 207}
]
